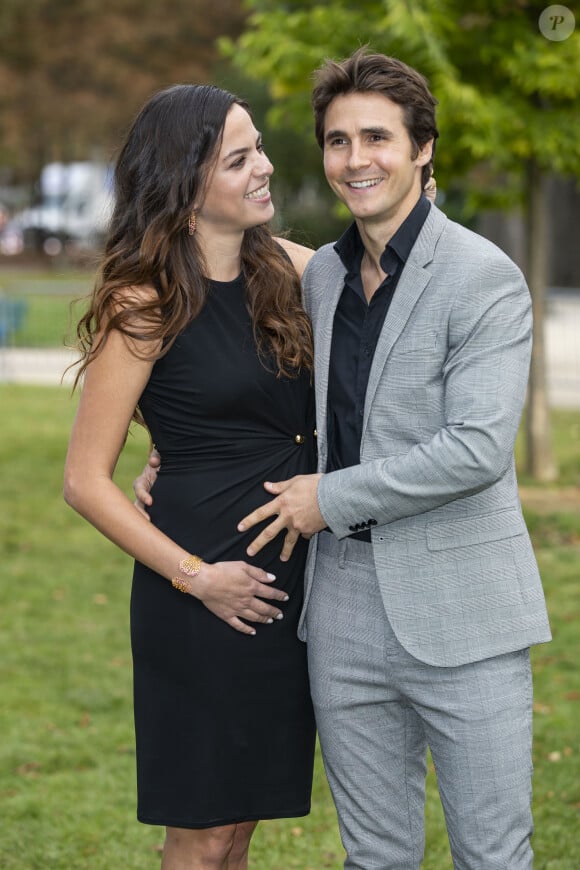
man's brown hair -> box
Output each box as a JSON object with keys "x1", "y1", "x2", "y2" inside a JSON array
[{"x1": 312, "y1": 48, "x2": 438, "y2": 187}]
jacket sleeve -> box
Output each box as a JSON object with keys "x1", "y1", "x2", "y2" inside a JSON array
[{"x1": 317, "y1": 256, "x2": 533, "y2": 538}]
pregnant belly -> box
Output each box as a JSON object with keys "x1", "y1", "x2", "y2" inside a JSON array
[{"x1": 147, "y1": 450, "x2": 312, "y2": 569}]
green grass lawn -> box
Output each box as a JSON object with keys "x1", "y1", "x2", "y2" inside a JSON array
[
  {"x1": 0, "y1": 268, "x2": 93, "y2": 348},
  {"x1": 0, "y1": 384, "x2": 578, "y2": 869}
]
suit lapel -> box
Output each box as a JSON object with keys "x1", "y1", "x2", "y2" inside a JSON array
[
  {"x1": 362, "y1": 206, "x2": 446, "y2": 435},
  {"x1": 312, "y1": 259, "x2": 344, "y2": 460}
]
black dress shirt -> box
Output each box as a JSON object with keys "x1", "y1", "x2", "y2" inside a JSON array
[{"x1": 326, "y1": 195, "x2": 431, "y2": 539}]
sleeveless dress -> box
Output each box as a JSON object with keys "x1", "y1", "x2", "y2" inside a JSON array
[{"x1": 130, "y1": 273, "x2": 317, "y2": 829}]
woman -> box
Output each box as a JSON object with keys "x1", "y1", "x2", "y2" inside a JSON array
[{"x1": 64, "y1": 84, "x2": 317, "y2": 869}]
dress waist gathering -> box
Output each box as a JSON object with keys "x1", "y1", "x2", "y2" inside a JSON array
[{"x1": 156, "y1": 431, "x2": 316, "y2": 472}]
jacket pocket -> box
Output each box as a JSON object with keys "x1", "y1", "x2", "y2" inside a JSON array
[{"x1": 426, "y1": 509, "x2": 524, "y2": 552}]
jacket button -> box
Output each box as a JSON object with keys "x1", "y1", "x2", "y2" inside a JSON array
[
  {"x1": 294, "y1": 434, "x2": 305, "y2": 444},
  {"x1": 348, "y1": 525, "x2": 356, "y2": 532}
]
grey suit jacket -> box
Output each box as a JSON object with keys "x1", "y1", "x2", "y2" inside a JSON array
[{"x1": 298, "y1": 204, "x2": 551, "y2": 666}]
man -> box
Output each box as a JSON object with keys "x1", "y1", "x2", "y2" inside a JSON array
[{"x1": 237, "y1": 49, "x2": 551, "y2": 868}]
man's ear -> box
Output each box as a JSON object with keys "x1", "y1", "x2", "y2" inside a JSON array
[{"x1": 417, "y1": 138, "x2": 434, "y2": 167}]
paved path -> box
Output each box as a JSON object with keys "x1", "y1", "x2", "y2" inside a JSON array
[
  {"x1": 1, "y1": 340, "x2": 577, "y2": 408},
  {"x1": 1, "y1": 290, "x2": 578, "y2": 407},
  {"x1": 0, "y1": 347, "x2": 79, "y2": 386},
  {"x1": 543, "y1": 291, "x2": 580, "y2": 408}
]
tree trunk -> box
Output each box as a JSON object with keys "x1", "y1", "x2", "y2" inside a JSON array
[{"x1": 524, "y1": 158, "x2": 557, "y2": 481}]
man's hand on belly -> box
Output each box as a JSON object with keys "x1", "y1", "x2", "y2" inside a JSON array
[{"x1": 237, "y1": 474, "x2": 325, "y2": 561}]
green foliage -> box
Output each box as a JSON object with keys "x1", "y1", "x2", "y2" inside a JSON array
[
  {"x1": 0, "y1": 0, "x2": 248, "y2": 179},
  {"x1": 224, "y1": 0, "x2": 580, "y2": 208},
  {"x1": 0, "y1": 385, "x2": 579, "y2": 867}
]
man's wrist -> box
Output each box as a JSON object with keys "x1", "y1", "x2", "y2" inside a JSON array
[{"x1": 315, "y1": 472, "x2": 331, "y2": 530}]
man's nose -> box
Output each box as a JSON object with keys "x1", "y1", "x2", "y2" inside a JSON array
[{"x1": 346, "y1": 141, "x2": 371, "y2": 170}]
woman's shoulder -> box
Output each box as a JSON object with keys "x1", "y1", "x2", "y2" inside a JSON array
[
  {"x1": 104, "y1": 282, "x2": 163, "y2": 350},
  {"x1": 111, "y1": 282, "x2": 160, "y2": 305},
  {"x1": 274, "y1": 236, "x2": 315, "y2": 279}
]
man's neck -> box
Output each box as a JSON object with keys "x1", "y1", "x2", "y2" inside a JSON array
[
  {"x1": 359, "y1": 249, "x2": 387, "y2": 303},
  {"x1": 355, "y1": 192, "x2": 422, "y2": 274}
]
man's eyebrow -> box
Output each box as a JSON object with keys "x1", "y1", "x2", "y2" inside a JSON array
[
  {"x1": 324, "y1": 129, "x2": 347, "y2": 143},
  {"x1": 223, "y1": 134, "x2": 262, "y2": 162},
  {"x1": 362, "y1": 126, "x2": 393, "y2": 138},
  {"x1": 325, "y1": 126, "x2": 394, "y2": 142}
]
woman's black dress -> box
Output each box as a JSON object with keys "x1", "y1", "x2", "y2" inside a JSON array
[{"x1": 131, "y1": 274, "x2": 317, "y2": 829}]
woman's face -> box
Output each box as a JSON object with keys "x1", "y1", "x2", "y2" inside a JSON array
[{"x1": 196, "y1": 103, "x2": 274, "y2": 235}]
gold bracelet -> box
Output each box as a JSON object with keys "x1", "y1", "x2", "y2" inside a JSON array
[
  {"x1": 171, "y1": 576, "x2": 190, "y2": 594},
  {"x1": 179, "y1": 554, "x2": 203, "y2": 576},
  {"x1": 171, "y1": 554, "x2": 203, "y2": 594}
]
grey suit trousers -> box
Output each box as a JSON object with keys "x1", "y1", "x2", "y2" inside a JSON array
[{"x1": 308, "y1": 532, "x2": 534, "y2": 870}]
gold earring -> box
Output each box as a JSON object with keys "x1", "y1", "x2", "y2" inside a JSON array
[{"x1": 188, "y1": 211, "x2": 197, "y2": 235}]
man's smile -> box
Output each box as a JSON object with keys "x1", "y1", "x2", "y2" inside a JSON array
[{"x1": 346, "y1": 178, "x2": 383, "y2": 190}]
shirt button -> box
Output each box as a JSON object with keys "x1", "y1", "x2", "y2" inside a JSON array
[{"x1": 294, "y1": 434, "x2": 305, "y2": 444}]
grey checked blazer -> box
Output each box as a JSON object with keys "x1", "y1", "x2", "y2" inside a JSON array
[{"x1": 298, "y1": 204, "x2": 551, "y2": 666}]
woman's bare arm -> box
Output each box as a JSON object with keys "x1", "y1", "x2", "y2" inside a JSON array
[
  {"x1": 274, "y1": 237, "x2": 315, "y2": 278},
  {"x1": 64, "y1": 298, "x2": 287, "y2": 634}
]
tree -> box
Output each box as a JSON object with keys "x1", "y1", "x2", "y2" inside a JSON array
[
  {"x1": 0, "y1": 0, "x2": 247, "y2": 183},
  {"x1": 223, "y1": 0, "x2": 580, "y2": 481}
]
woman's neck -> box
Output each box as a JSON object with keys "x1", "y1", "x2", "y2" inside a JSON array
[{"x1": 196, "y1": 228, "x2": 243, "y2": 282}]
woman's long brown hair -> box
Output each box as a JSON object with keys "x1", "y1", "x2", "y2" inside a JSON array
[{"x1": 73, "y1": 84, "x2": 313, "y2": 392}]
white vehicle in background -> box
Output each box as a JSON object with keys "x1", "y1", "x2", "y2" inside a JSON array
[{"x1": 10, "y1": 161, "x2": 114, "y2": 255}]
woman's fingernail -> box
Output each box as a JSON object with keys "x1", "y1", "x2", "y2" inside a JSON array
[
  {"x1": 283, "y1": 594, "x2": 290, "y2": 601},
  {"x1": 275, "y1": 613, "x2": 284, "y2": 620},
  {"x1": 237, "y1": 523, "x2": 245, "y2": 531},
  {"x1": 267, "y1": 573, "x2": 276, "y2": 580},
  {"x1": 267, "y1": 618, "x2": 274, "y2": 624}
]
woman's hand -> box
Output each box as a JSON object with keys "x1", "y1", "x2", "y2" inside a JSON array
[
  {"x1": 424, "y1": 174, "x2": 437, "y2": 202},
  {"x1": 189, "y1": 561, "x2": 290, "y2": 636}
]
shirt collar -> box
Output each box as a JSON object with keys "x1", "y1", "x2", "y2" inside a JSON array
[{"x1": 334, "y1": 194, "x2": 431, "y2": 274}]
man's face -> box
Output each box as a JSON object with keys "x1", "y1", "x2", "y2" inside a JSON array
[{"x1": 322, "y1": 91, "x2": 432, "y2": 229}]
